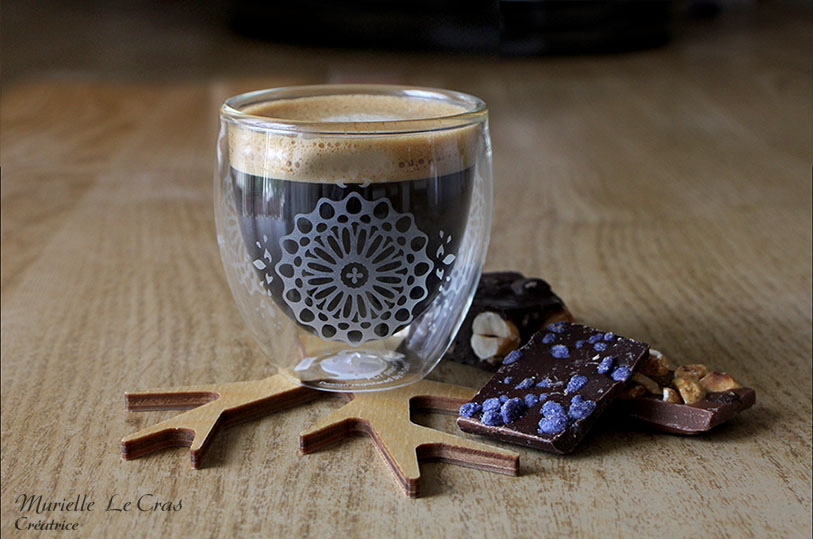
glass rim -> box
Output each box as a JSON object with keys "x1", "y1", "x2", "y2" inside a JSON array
[{"x1": 220, "y1": 84, "x2": 487, "y2": 135}]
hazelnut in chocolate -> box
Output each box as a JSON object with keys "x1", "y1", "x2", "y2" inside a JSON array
[
  {"x1": 444, "y1": 271, "x2": 572, "y2": 370},
  {"x1": 617, "y1": 350, "x2": 756, "y2": 434}
]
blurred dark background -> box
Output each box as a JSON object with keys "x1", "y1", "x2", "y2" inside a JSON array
[{"x1": 2, "y1": 0, "x2": 809, "y2": 87}]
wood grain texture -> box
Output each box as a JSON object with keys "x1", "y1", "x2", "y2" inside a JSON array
[{"x1": 1, "y1": 8, "x2": 811, "y2": 538}]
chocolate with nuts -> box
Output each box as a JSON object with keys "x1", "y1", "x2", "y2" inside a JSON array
[
  {"x1": 457, "y1": 322, "x2": 650, "y2": 454},
  {"x1": 617, "y1": 350, "x2": 756, "y2": 434},
  {"x1": 618, "y1": 388, "x2": 756, "y2": 434},
  {"x1": 444, "y1": 272, "x2": 572, "y2": 370}
]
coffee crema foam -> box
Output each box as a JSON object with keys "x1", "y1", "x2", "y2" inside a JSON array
[{"x1": 226, "y1": 94, "x2": 480, "y2": 183}]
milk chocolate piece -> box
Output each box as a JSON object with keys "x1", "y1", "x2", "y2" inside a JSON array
[
  {"x1": 444, "y1": 271, "x2": 572, "y2": 370},
  {"x1": 616, "y1": 353, "x2": 755, "y2": 433},
  {"x1": 618, "y1": 388, "x2": 755, "y2": 434},
  {"x1": 457, "y1": 322, "x2": 649, "y2": 454},
  {"x1": 619, "y1": 369, "x2": 755, "y2": 435}
]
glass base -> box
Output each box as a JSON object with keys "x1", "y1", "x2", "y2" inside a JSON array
[{"x1": 290, "y1": 348, "x2": 422, "y2": 392}]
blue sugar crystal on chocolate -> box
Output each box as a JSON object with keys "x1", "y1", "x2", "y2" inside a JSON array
[
  {"x1": 457, "y1": 322, "x2": 650, "y2": 454},
  {"x1": 499, "y1": 395, "x2": 509, "y2": 403},
  {"x1": 547, "y1": 321, "x2": 568, "y2": 333},
  {"x1": 575, "y1": 340, "x2": 586, "y2": 349},
  {"x1": 482, "y1": 397, "x2": 501, "y2": 412},
  {"x1": 611, "y1": 366, "x2": 632, "y2": 382},
  {"x1": 551, "y1": 345, "x2": 570, "y2": 359},
  {"x1": 516, "y1": 377, "x2": 536, "y2": 390},
  {"x1": 459, "y1": 402, "x2": 481, "y2": 418},
  {"x1": 501, "y1": 398, "x2": 527, "y2": 424},
  {"x1": 542, "y1": 333, "x2": 556, "y2": 344},
  {"x1": 565, "y1": 375, "x2": 588, "y2": 394},
  {"x1": 568, "y1": 395, "x2": 597, "y2": 420},
  {"x1": 538, "y1": 414, "x2": 568, "y2": 434},
  {"x1": 481, "y1": 410, "x2": 504, "y2": 426},
  {"x1": 542, "y1": 400, "x2": 565, "y2": 417},
  {"x1": 538, "y1": 401, "x2": 568, "y2": 434},
  {"x1": 603, "y1": 332, "x2": 615, "y2": 341},
  {"x1": 597, "y1": 356, "x2": 615, "y2": 374},
  {"x1": 503, "y1": 350, "x2": 522, "y2": 365},
  {"x1": 593, "y1": 342, "x2": 608, "y2": 352},
  {"x1": 504, "y1": 376, "x2": 513, "y2": 384}
]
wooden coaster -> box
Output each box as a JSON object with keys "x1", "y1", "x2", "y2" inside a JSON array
[
  {"x1": 121, "y1": 374, "x2": 321, "y2": 468},
  {"x1": 122, "y1": 375, "x2": 519, "y2": 497},
  {"x1": 300, "y1": 379, "x2": 520, "y2": 498}
]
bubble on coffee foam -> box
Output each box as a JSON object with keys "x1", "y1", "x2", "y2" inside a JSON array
[{"x1": 226, "y1": 94, "x2": 479, "y2": 183}]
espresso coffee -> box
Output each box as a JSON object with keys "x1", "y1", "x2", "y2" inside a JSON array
[{"x1": 227, "y1": 94, "x2": 479, "y2": 346}]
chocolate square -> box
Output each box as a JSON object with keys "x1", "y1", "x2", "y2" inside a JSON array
[
  {"x1": 457, "y1": 322, "x2": 649, "y2": 454},
  {"x1": 444, "y1": 271, "x2": 572, "y2": 370}
]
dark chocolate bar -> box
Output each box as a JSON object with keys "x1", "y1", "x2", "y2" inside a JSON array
[
  {"x1": 457, "y1": 322, "x2": 649, "y2": 454},
  {"x1": 617, "y1": 388, "x2": 756, "y2": 434},
  {"x1": 444, "y1": 271, "x2": 572, "y2": 370}
]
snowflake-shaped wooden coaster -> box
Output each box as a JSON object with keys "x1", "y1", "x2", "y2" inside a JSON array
[
  {"x1": 300, "y1": 379, "x2": 519, "y2": 497},
  {"x1": 121, "y1": 375, "x2": 320, "y2": 467},
  {"x1": 121, "y1": 376, "x2": 519, "y2": 497}
]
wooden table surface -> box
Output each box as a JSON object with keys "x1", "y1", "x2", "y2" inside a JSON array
[{"x1": 2, "y1": 9, "x2": 811, "y2": 538}]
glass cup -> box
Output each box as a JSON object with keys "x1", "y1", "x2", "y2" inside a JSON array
[{"x1": 214, "y1": 84, "x2": 492, "y2": 391}]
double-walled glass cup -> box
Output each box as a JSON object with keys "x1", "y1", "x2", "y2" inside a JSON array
[{"x1": 215, "y1": 85, "x2": 492, "y2": 391}]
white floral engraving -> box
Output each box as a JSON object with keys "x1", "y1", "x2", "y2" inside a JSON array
[
  {"x1": 276, "y1": 192, "x2": 432, "y2": 345},
  {"x1": 218, "y1": 179, "x2": 277, "y2": 323},
  {"x1": 435, "y1": 230, "x2": 456, "y2": 282},
  {"x1": 438, "y1": 172, "x2": 487, "y2": 298}
]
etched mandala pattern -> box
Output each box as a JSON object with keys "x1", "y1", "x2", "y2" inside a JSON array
[{"x1": 276, "y1": 192, "x2": 433, "y2": 345}]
